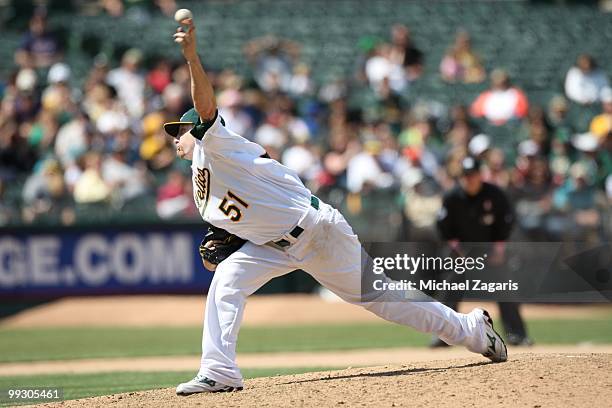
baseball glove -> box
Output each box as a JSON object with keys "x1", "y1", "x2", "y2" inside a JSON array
[{"x1": 199, "y1": 226, "x2": 246, "y2": 271}]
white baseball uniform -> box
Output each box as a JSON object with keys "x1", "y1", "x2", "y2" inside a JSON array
[{"x1": 191, "y1": 112, "x2": 489, "y2": 388}]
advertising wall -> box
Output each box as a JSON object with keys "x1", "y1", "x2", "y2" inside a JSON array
[{"x1": 0, "y1": 224, "x2": 212, "y2": 299}]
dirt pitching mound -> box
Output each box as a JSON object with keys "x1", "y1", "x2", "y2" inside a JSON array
[{"x1": 32, "y1": 353, "x2": 611, "y2": 408}]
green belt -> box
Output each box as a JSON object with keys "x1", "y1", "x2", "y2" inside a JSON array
[{"x1": 310, "y1": 195, "x2": 320, "y2": 210}]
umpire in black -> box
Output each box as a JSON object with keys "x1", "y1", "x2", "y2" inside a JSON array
[{"x1": 434, "y1": 156, "x2": 532, "y2": 346}]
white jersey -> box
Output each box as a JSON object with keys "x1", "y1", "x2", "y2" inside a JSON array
[{"x1": 190, "y1": 111, "x2": 312, "y2": 245}]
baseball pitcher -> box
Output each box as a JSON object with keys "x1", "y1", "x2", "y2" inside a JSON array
[{"x1": 166, "y1": 17, "x2": 507, "y2": 395}]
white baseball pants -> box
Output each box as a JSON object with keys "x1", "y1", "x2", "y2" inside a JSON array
[{"x1": 198, "y1": 201, "x2": 486, "y2": 388}]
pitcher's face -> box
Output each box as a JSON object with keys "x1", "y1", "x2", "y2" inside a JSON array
[{"x1": 175, "y1": 125, "x2": 196, "y2": 160}]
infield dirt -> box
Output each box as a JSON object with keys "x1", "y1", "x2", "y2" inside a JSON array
[{"x1": 29, "y1": 353, "x2": 612, "y2": 408}]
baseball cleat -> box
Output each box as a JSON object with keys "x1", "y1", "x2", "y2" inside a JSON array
[
  {"x1": 474, "y1": 308, "x2": 508, "y2": 363},
  {"x1": 176, "y1": 374, "x2": 243, "y2": 395}
]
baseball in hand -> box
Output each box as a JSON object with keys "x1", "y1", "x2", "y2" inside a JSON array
[{"x1": 174, "y1": 8, "x2": 193, "y2": 23}]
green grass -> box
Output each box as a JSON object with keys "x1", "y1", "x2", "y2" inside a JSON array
[
  {"x1": 1, "y1": 319, "x2": 611, "y2": 363},
  {"x1": 0, "y1": 367, "x2": 335, "y2": 406}
]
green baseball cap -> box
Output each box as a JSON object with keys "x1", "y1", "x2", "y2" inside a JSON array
[{"x1": 163, "y1": 108, "x2": 201, "y2": 137}]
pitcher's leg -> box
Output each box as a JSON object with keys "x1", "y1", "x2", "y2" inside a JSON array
[
  {"x1": 305, "y1": 209, "x2": 486, "y2": 354},
  {"x1": 198, "y1": 242, "x2": 293, "y2": 388},
  {"x1": 313, "y1": 262, "x2": 485, "y2": 352},
  {"x1": 359, "y1": 292, "x2": 484, "y2": 353}
]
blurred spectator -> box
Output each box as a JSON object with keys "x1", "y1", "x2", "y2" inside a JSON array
[
  {"x1": 598, "y1": 134, "x2": 612, "y2": 188},
  {"x1": 365, "y1": 43, "x2": 407, "y2": 94},
  {"x1": 549, "y1": 135, "x2": 572, "y2": 186},
  {"x1": 354, "y1": 36, "x2": 382, "y2": 84},
  {"x1": 102, "y1": 130, "x2": 149, "y2": 205},
  {"x1": 244, "y1": 36, "x2": 300, "y2": 93},
  {"x1": 468, "y1": 133, "x2": 491, "y2": 159},
  {"x1": 0, "y1": 181, "x2": 16, "y2": 225},
  {"x1": 482, "y1": 148, "x2": 510, "y2": 189},
  {"x1": 218, "y1": 89, "x2": 254, "y2": 138},
  {"x1": 514, "y1": 139, "x2": 542, "y2": 183},
  {"x1": 161, "y1": 81, "x2": 189, "y2": 118},
  {"x1": 21, "y1": 159, "x2": 74, "y2": 224},
  {"x1": 376, "y1": 76, "x2": 403, "y2": 120},
  {"x1": 547, "y1": 95, "x2": 573, "y2": 143},
  {"x1": 94, "y1": 96, "x2": 130, "y2": 135},
  {"x1": 589, "y1": 87, "x2": 612, "y2": 139},
  {"x1": 277, "y1": 102, "x2": 312, "y2": 145},
  {"x1": 154, "y1": 0, "x2": 177, "y2": 17},
  {"x1": 519, "y1": 107, "x2": 552, "y2": 156},
  {"x1": 140, "y1": 110, "x2": 167, "y2": 161},
  {"x1": 468, "y1": 134, "x2": 511, "y2": 188},
  {"x1": 73, "y1": 152, "x2": 111, "y2": 204},
  {"x1": 254, "y1": 123, "x2": 286, "y2": 161},
  {"x1": 571, "y1": 131, "x2": 610, "y2": 190},
  {"x1": 571, "y1": 132, "x2": 599, "y2": 178},
  {"x1": 289, "y1": 63, "x2": 314, "y2": 97},
  {"x1": 156, "y1": 168, "x2": 192, "y2": 219},
  {"x1": 12, "y1": 68, "x2": 41, "y2": 123},
  {"x1": 84, "y1": 54, "x2": 111, "y2": 93},
  {"x1": 440, "y1": 31, "x2": 485, "y2": 83},
  {"x1": 102, "y1": 0, "x2": 124, "y2": 17},
  {"x1": 82, "y1": 82, "x2": 112, "y2": 124},
  {"x1": 54, "y1": 111, "x2": 89, "y2": 168},
  {"x1": 399, "y1": 108, "x2": 433, "y2": 160},
  {"x1": 552, "y1": 161, "x2": 605, "y2": 242},
  {"x1": 106, "y1": 49, "x2": 145, "y2": 118},
  {"x1": 15, "y1": 68, "x2": 38, "y2": 93},
  {"x1": 282, "y1": 137, "x2": 320, "y2": 183},
  {"x1": 373, "y1": 121, "x2": 402, "y2": 174},
  {"x1": 140, "y1": 94, "x2": 178, "y2": 171},
  {"x1": 346, "y1": 142, "x2": 394, "y2": 193},
  {"x1": 47, "y1": 62, "x2": 71, "y2": 85},
  {"x1": 0, "y1": 114, "x2": 38, "y2": 178},
  {"x1": 347, "y1": 123, "x2": 398, "y2": 193},
  {"x1": 511, "y1": 155, "x2": 554, "y2": 240},
  {"x1": 470, "y1": 69, "x2": 529, "y2": 126},
  {"x1": 546, "y1": 133, "x2": 603, "y2": 239},
  {"x1": 28, "y1": 108, "x2": 58, "y2": 153},
  {"x1": 511, "y1": 140, "x2": 541, "y2": 197},
  {"x1": 388, "y1": 25, "x2": 424, "y2": 82},
  {"x1": 445, "y1": 105, "x2": 478, "y2": 150},
  {"x1": 14, "y1": 9, "x2": 62, "y2": 69},
  {"x1": 564, "y1": 54, "x2": 609, "y2": 105},
  {"x1": 43, "y1": 63, "x2": 76, "y2": 122},
  {"x1": 147, "y1": 59, "x2": 173, "y2": 94},
  {"x1": 402, "y1": 168, "x2": 442, "y2": 236},
  {"x1": 321, "y1": 128, "x2": 360, "y2": 191}
]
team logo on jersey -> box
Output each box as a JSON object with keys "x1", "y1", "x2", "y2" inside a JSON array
[{"x1": 194, "y1": 167, "x2": 210, "y2": 208}]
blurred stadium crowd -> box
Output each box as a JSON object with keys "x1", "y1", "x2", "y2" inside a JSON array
[{"x1": 0, "y1": 0, "x2": 610, "y2": 243}]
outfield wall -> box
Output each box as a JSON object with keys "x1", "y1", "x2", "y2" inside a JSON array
[
  {"x1": 0, "y1": 224, "x2": 213, "y2": 299},
  {"x1": 0, "y1": 223, "x2": 321, "y2": 301}
]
